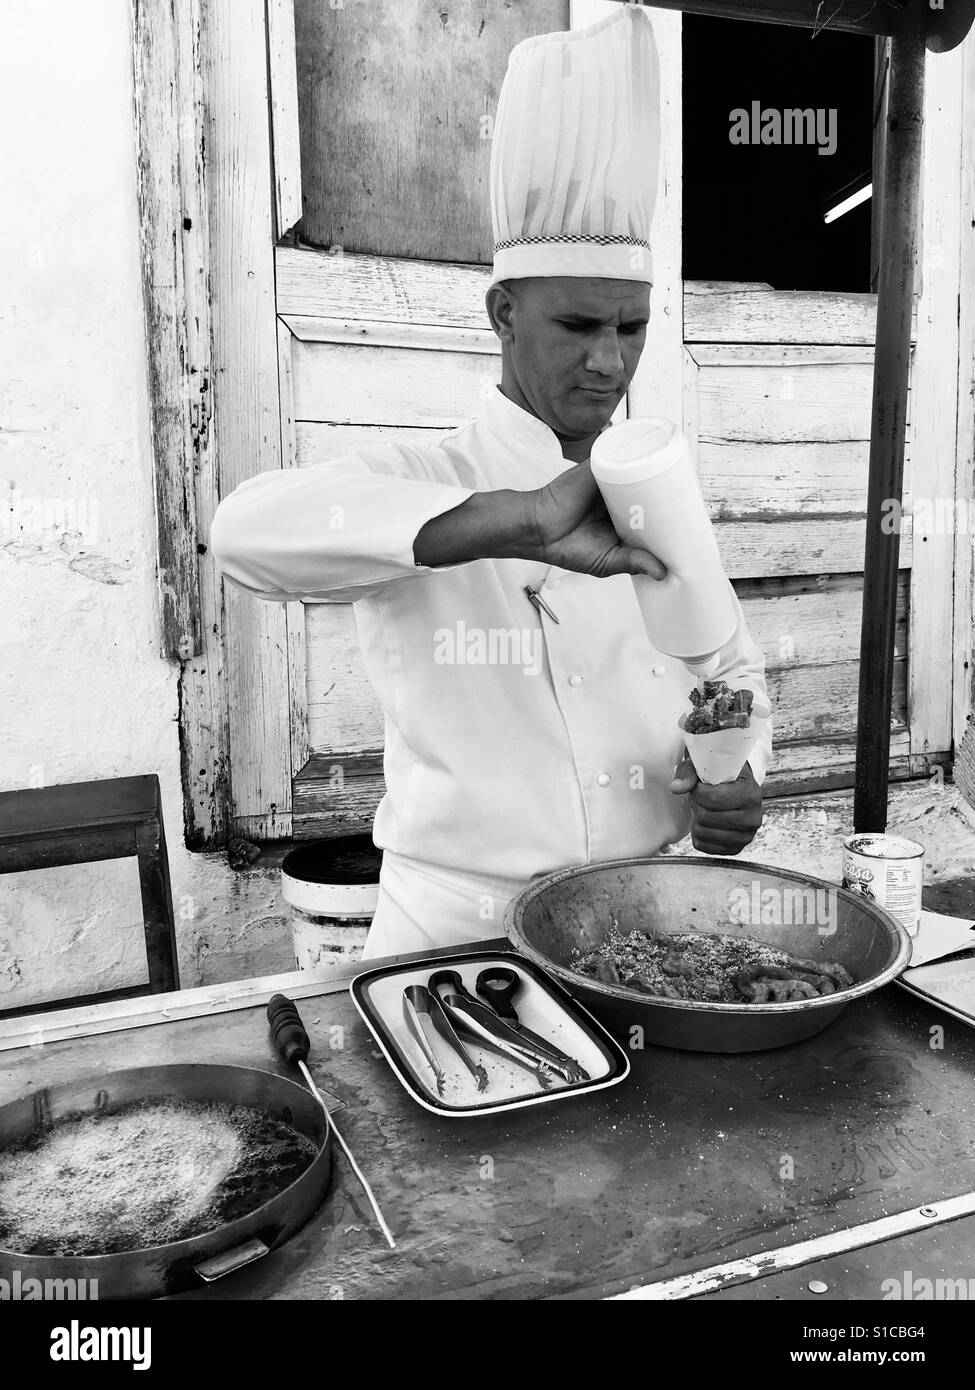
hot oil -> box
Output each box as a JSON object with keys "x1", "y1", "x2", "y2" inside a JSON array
[{"x1": 0, "y1": 1097, "x2": 317, "y2": 1257}]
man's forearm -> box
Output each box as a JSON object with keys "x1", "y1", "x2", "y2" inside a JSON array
[{"x1": 413, "y1": 489, "x2": 535, "y2": 566}]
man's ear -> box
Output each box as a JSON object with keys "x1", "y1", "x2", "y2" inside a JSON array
[{"x1": 485, "y1": 281, "x2": 517, "y2": 344}]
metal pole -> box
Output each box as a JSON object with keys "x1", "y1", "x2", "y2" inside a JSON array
[{"x1": 853, "y1": 5, "x2": 926, "y2": 832}]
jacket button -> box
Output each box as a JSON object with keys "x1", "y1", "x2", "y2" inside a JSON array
[
  {"x1": 569, "y1": 674, "x2": 583, "y2": 687},
  {"x1": 596, "y1": 773, "x2": 611, "y2": 787},
  {"x1": 652, "y1": 664, "x2": 666, "y2": 676}
]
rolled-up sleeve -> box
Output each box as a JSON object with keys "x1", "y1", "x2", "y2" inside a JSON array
[
  {"x1": 706, "y1": 578, "x2": 775, "y2": 786},
  {"x1": 209, "y1": 446, "x2": 474, "y2": 603}
]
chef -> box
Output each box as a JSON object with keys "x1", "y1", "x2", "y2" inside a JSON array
[{"x1": 210, "y1": 6, "x2": 772, "y2": 958}]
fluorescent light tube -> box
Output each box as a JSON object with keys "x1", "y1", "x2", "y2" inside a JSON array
[{"x1": 824, "y1": 182, "x2": 873, "y2": 224}]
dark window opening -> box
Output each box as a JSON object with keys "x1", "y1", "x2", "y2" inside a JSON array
[{"x1": 682, "y1": 16, "x2": 875, "y2": 292}]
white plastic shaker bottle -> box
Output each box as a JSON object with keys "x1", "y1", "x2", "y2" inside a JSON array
[{"x1": 590, "y1": 418, "x2": 738, "y2": 672}]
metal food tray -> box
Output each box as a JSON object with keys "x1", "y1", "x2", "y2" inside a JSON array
[
  {"x1": 896, "y1": 952, "x2": 975, "y2": 1029},
  {"x1": 350, "y1": 950, "x2": 630, "y2": 1117}
]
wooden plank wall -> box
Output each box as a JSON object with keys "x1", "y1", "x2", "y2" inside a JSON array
[
  {"x1": 681, "y1": 281, "x2": 916, "y2": 803},
  {"x1": 277, "y1": 247, "x2": 940, "y2": 835},
  {"x1": 292, "y1": 0, "x2": 569, "y2": 261}
]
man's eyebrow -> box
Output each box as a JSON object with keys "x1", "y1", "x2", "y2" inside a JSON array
[{"x1": 556, "y1": 311, "x2": 649, "y2": 326}]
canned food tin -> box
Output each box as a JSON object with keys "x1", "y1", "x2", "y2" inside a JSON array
[{"x1": 841, "y1": 833, "x2": 923, "y2": 938}]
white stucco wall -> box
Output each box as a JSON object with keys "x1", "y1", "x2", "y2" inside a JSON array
[{"x1": 0, "y1": 0, "x2": 293, "y2": 1010}]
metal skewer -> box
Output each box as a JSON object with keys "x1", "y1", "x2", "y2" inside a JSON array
[{"x1": 267, "y1": 993, "x2": 396, "y2": 1250}]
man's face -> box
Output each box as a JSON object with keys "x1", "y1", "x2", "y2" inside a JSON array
[{"x1": 489, "y1": 276, "x2": 650, "y2": 442}]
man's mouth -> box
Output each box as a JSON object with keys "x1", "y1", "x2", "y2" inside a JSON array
[{"x1": 577, "y1": 385, "x2": 620, "y2": 398}]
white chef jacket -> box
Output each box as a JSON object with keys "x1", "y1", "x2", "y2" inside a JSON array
[{"x1": 210, "y1": 386, "x2": 774, "y2": 957}]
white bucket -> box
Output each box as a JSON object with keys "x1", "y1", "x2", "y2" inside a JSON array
[{"x1": 281, "y1": 838, "x2": 381, "y2": 972}]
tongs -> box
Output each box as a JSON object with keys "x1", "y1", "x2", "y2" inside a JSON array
[
  {"x1": 402, "y1": 985, "x2": 447, "y2": 1097},
  {"x1": 426, "y1": 985, "x2": 489, "y2": 1092},
  {"x1": 402, "y1": 984, "x2": 489, "y2": 1096},
  {"x1": 428, "y1": 970, "x2": 580, "y2": 1088}
]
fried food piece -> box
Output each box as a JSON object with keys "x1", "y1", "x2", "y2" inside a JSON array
[
  {"x1": 684, "y1": 680, "x2": 754, "y2": 734},
  {"x1": 744, "y1": 977, "x2": 819, "y2": 1003},
  {"x1": 661, "y1": 954, "x2": 698, "y2": 978},
  {"x1": 591, "y1": 958, "x2": 622, "y2": 985},
  {"x1": 782, "y1": 954, "x2": 855, "y2": 989},
  {"x1": 742, "y1": 980, "x2": 773, "y2": 1002},
  {"x1": 734, "y1": 963, "x2": 794, "y2": 991},
  {"x1": 624, "y1": 974, "x2": 680, "y2": 999},
  {"x1": 622, "y1": 973, "x2": 654, "y2": 994},
  {"x1": 792, "y1": 970, "x2": 840, "y2": 996},
  {"x1": 738, "y1": 960, "x2": 835, "y2": 1002},
  {"x1": 780, "y1": 979, "x2": 819, "y2": 1001}
]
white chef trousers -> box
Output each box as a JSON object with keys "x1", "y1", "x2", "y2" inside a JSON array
[{"x1": 361, "y1": 851, "x2": 532, "y2": 960}]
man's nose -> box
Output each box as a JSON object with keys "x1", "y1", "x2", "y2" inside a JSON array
[{"x1": 585, "y1": 330, "x2": 624, "y2": 377}]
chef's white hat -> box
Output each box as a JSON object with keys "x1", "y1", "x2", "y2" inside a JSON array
[{"x1": 489, "y1": 5, "x2": 661, "y2": 290}]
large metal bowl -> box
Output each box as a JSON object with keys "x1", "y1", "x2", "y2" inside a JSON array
[
  {"x1": 505, "y1": 856, "x2": 912, "y2": 1052},
  {"x1": 0, "y1": 1064, "x2": 332, "y2": 1299}
]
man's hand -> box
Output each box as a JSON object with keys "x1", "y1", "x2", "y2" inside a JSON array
[
  {"x1": 526, "y1": 463, "x2": 665, "y2": 579},
  {"x1": 669, "y1": 751, "x2": 763, "y2": 855}
]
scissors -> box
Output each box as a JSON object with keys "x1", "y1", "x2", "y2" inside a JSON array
[{"x1": 473, "y1": 966, "x2": 589, "y2": 1083}]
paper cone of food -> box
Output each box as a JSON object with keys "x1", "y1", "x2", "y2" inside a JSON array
[{"x1": 678, "y1": 693, "x2": 771, "y2": 786}]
